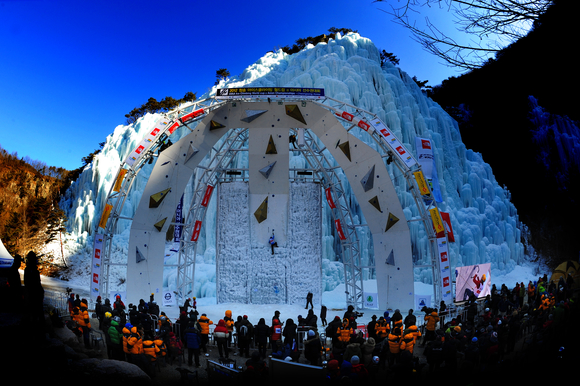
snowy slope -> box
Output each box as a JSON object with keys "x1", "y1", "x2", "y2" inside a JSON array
[{"x1": 54, "y1": 32, "x2": 536, "y2": 303}]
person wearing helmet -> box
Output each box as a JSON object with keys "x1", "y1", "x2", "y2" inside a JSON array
[{"x1": 108, "y1": 315, "x2": 124, "y2": 360}]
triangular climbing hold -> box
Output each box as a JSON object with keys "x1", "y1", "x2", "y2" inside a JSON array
[
  {"x1": 285, "y1": 104, "x2": 307, "y2": 124},
  {"x1": 385, "y1": 249, "x2": 395, "y2": 265},
  {"x1": 184, "y1": 143, "x2": 199, "y2": 164},
  {"x1": 254, "y1": 197, "x2": 268, "y2": 223},
  {"x1": 154, "y1": 218, "x2": 167, "y2": 232},
  {"x1": 241, "y1": 109, "x2": 268, "y2": 123},
  {"x1": 266, "y1": 135, "x2": 277, "y2": 154},
  {"x1": 361, "y1": 165, "x2": 375, "y2": 192},
  {"x1": 385, "y1": 212, "x2": 400, "y2": 232},
  {"x1": 368, "y1": 196, "x2": 381, "y2": 212},
  {"x1": 149, "y1": 188, "x2": 171, "y2": 208},
  {"x1": 209, "y1": 120, "x2": 226, "y2": 130},
  {"x1": 259, "y1": 161, "x2": 277, "y2": 179},
  {"x1": 136, "y1": 247, "x2": 146, "y2": 264},
  {"x1": 338, "y1": 141, "x2": 351, "y2": 161}
]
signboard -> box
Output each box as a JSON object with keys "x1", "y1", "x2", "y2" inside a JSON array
[
  {"x1": 216, "y1": 87, "x2": 325, "y2": 99},
  {"x1": 363, "y1": 292, "x2": 378, "y2": 309}
]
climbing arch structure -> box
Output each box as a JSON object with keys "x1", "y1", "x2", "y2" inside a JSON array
[{"x1": 94, "y1": 88, "x2": 448, "y2": 312}]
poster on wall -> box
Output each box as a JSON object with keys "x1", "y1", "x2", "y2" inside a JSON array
[{"x1": 455, "y1": 263, "x2": 492, "y2": 301}]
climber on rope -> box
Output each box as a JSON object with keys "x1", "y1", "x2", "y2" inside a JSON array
[{"x1": 269, "y1": 231, "x2": 278, "y2": 255}]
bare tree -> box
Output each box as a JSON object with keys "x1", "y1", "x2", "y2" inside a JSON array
[{"x1": 374, "y1": 0, "x2": 552, "y2": 70}]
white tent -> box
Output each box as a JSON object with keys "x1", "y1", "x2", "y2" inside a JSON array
[{"x1": 0, "y1": 238, "x2": 14, "y2": 268}]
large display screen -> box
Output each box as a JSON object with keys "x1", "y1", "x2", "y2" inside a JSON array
[{"x1": 455, "y1": 263, "x2": 491, "y2": 301}]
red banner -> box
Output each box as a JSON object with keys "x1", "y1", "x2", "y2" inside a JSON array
[
  {"x1": 181, "y1": 108, "x2": 205, "y2": 123},
  {"x1": 168, "y1": 121, "x2": 180, "y2": 134},
  {"x1": 325, "y1": 187, "x2": 336, "y2": 209},
  {"x1": 436, "y1": 211, "x2": 455, "y2": 242},
  {"x1": 335, "y1": 219, "x2": 346, "y2": 240},
  {"x1": 191, "y1": 220, "x2": 202, "y2": 242},
  {"x1": 201, "y1": 185, "x2": 214, "y2": 207},
  {"x1": 358, "y1": 120, "x2": 370, "y2": 131}
]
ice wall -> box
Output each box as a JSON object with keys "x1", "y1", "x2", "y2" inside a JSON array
[{"x1": 59, "y1": 32, "x2": 528, "y2": 295}]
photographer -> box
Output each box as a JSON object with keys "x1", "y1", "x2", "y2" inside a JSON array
[{"x1": 344, "y1": 305, "x2": 364, "y2": 329}]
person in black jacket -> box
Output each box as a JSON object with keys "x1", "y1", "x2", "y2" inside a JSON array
[
  {"x1": 282, "y1": 318, "x2": 297, "y2": 346},
  {"x1": 254, "y1": 318, "x2": 270, "y2": 359}
]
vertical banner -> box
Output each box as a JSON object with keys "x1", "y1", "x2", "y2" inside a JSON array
[
  {"x1": 174, "y1": 195, "x2": 183, "y2": 243},
  {"x1": 413, "y1": 170, "x2": 431, "y2": 196},
  {"x1": 191, "y1": 220, "x2": 202, "y2": 242},
  {"x1": 415, "y1": 137, "x2": 443, "y2": 202},
  {"x1": 113, "y1": 169, "x2": 128, "y2": 192},
  {"x1": 335, "y1": 219, "x2": 346, "y2": 240},
  {"x1": 325, "y1": 187, "x2": 336, "y2": 209},
  {"x1": 91, "y1": 234, "x2": 104, "y2": 300},
  {"x1": 201, "y1": 185, "x2": 214, "y2": 207},
  {"x1": 98, "y1": 204, "x2": 113, "y2": 230},
  {"x1": 437, "y1": 236, "x2": 453, "y2": 304},
  {"x1": 437, "y1": 211, "x2": 455, "y2": 242},
  {"x1": 429, "y1": 207, "x2": 445, "y2": 234}
]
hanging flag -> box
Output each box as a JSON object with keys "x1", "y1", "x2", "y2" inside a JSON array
[
  {"x1": 429, "y1": 207, "x2": 445, "y2": 234},
  {"x1": 325, "y1": 187, "x2": 336, "y2": 209},
  {"x1": 413, "y1": 171, "x2": 430, "y2": 196},
  {"x1": 436, "y1": 211, "x2": 455, "y2": 242},
  {"x1": 335, "y1": 219, "x2": 346, "y2": 240},
  {"x1": 191, "y1": 220, "x2": 202, "y2": 242},
  {"x1": 91, "y1": 234, "x2": 104, "y2": 301},
  {"x1": 98, "y1": 204, "x2": 113, "y2": 230}
]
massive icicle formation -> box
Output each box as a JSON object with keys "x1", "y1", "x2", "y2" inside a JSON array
[{"x1": 60, "y1": 32, "x2": 526, "y2": 295}]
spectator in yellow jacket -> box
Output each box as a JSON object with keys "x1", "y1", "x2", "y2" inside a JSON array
[{"x1": 198, "y1": 314, "x2": 213, "y2": 353}]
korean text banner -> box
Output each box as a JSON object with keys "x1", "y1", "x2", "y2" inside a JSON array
[{"x1": 216, "y1": 87, "x2": 325, "y2": 99}]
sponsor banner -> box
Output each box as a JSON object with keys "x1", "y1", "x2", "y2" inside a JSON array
[
  {"x1": 415, "y1": 294, "x2": 432, "y2": 310},
  {"x1": 98, "y1": 203, "x2": 113, "y2": 230},
  {"x1": 415, "y1": 137, "x2": 434, "y2": 178},
  {"x1": 174, "y1": 195, "x2": 183, "y2": 243},
  {"x1": 216, "y1": 87, "x2": 325, "y2": 99},
  {"x1": 325, "y1": 187, "x2": 336, "y2": 209},
  {"x1": 436, "y1": 211, "x2": 455, "y2": 242},
  {"x1": 162, "y1": 288, "x2": 177, "y2": 307},
  {"x1": 201, "y1": 185, "x2": 214, "y2": 207},
  {"x1": 415, "y1": 137, "x2": 443, "y2": 203},
  {"x1": 91, "y1": 234, "x2": 104, "y2": 300},
  {"x1": 335, "y1": 219, "x2": 346, "y2": 240},
  {"x1": 113, "y1": 169, "x2": 127, "y2": 193},
  {"x1": 413, "y1": 170, "x2": 430, "y2": 196},
  {"x1": 429, "y1": 207, "x2": 445, "y2": 234},
  {"x1": 191, "y1": 220, "x2": 202, "y2": 242},
  {"x1": 437, "y1": 236, "x2": 453, "y2": 304},
  {"x1": 369, "y1": 118, "x2": 416, "y2": 169},
  {"x1": 125, "y1": 117, "x2": 172, "y2": 166},
  {"x1": 180, "y1": 108, "x2": 205, "y2": 124},
  {"x1": 363, "y1": 292, "x2": 379, "y2": 309}
]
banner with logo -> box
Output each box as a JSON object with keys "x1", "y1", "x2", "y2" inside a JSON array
[
  {"x1": 216, "y1": 87, "x2": 325, "y2": 99},
  {"x1": 162, "y1": 288, "x2": 177, "y2": 307},
  {"x1": 174, "y1": 195, "x2": 183, "y2": 243},
  {"x1": 125, "y1": 117, "x2": 172, "y2": 166},
  {"x1": 91, "y1": 234, "x2": 104, "y2": 300},
  {"x1": 363, "y1": 292, "x2": 379, "y2": 309},
  {"x1": 369, "y1": 118, "x2": 416, "y2": 169},
  {"x1": 415, "y1": 294, "x2": 432, "y2": 310},
  {"x1": 415, "y1": 137, "x2": 442, "y2": 202},
  {"x1": 437, "y1": 236, "x2": 453, "y2": 304}
]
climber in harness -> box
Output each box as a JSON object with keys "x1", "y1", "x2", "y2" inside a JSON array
[{"x1": 269, "y1": 231, "x2": 278, "y2": 255}]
